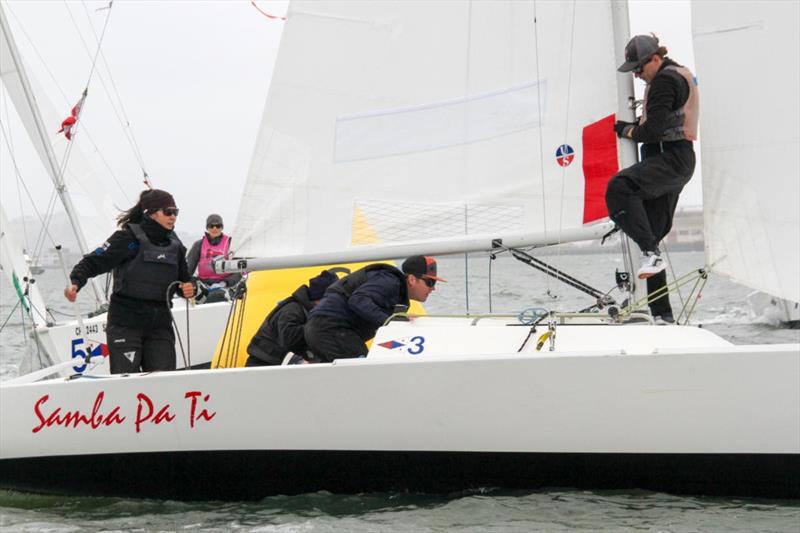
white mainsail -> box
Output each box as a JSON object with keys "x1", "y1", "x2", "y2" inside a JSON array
[
  {"x1": 692, "y1": 1, "x2": 800, "y2": 305},
  {"x1": 233, "y1": 1, "x2": 621, "y2": 259}
]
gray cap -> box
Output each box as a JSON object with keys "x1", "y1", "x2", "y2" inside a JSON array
[
  {"x1": 618, "y1": 34, "x2": 659, "y2": 72},
  {"x1": 206, "y1": 213, "x2": 223, "y2": 227}
]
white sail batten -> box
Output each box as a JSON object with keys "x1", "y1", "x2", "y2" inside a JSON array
[
  {"x1": 693, "y1": 1, "x2": 800, "y2": 304},
  {"x1": 233, "y1": 1, "x2": 620, "y2": 258},
  {"x1": 219, "y1": 222, "x2": 613, "y2": 273}
]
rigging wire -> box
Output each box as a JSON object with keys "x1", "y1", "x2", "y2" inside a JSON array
[
  {"x1": 531, "y1": 1, "x2": 551, "y2": 298},
  {"x1": 77, "y1": 0, "x2": 148, "y2": 185},
  {"x1": 661, "y1": 240, "x2": 687, "y2": 310},
  {"x1": 0, "y1": 121, "x2": 60, "y2": 253},
  {"x1": 1, "y1": 94, "x2": 32, "y2": 258},
  {"x1": 6, "y1": 0, "x2": 115, "y2": 270},
  {"x1": 551, "y1": 0, "x2": 578, "y2": 296},
  {"x1": 0, "y1": 301, "x2": 21, "y2": 333},
  {"x1": 56, "y1": 0, "x2": 115, "y2": 181},
  {"x1": 31, "y1": 189, "x2": 61, "y2": 259},
  {"x1": 4, "y1": 2, "x2": 129, "y2": 202}
]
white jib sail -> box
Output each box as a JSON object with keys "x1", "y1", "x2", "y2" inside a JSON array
[
  {"x1": 693, "y1": 1, "x2": 800, "y2": 305},
  {"x1": 233, "y1": 0, "x2": 621, "y2": 260}
]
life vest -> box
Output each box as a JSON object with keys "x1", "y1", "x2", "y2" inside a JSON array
[
  {"x1": 197, "y1": 234, "x2": 231, "y2": 281},
  {"x1": 247, "y1": 285, "x2": 314, "y2": 365},
  {"x1": 322, "y1": 263, "x2": 410, "y2": 341},
  {"x1": 641, "y1": 64, "x2": 699, "y2": 142},
  {"x1": 113, "y1": 223, "x2": 181, "y2": 302},
  {"x1": 326, "y1": 263, "x2": 408, "y2": 303}
]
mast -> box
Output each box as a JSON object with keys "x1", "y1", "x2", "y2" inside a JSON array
[
  {"x1": 0, "y1": 5, "x2": 105, "y2": 306},
  {"x1": 610, "y1": 0, "x2": 642, "y2": 299}
]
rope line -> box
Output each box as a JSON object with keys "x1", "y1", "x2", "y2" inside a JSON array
[
  {"x1": 78, "y1": 1, "x2": 147, "y2": 184},
  {"x1": 552, "y1": 0, "x2": 579, "y2": 293},
  {"x1": 532, "y1": 1, "x2": 550, "y2": 296},
  {"x1": 250, "y1": 1, "x2": 287, "y2": 20}
]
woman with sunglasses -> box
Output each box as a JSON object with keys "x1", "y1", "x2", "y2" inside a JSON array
[
  {"x1": 185, "y1": 213, "x2": 242, "y2": 303},
  {"x1": 304, "y1": 255, "x2": 445, "y2": 362},
  {"x1": 64, "y1": 189, "x2": 195, "y2": 374}
]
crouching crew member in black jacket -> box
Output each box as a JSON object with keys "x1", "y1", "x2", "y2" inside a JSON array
[
  {"x1": 304, "y1": 255, "x2": 445, "y2": 362},
  {"x1": 245, "y1": 269, "x2": 339, "y2": 366},
  {"x1": 64, "y1": 189, "x2": 195, "y2": 374}
]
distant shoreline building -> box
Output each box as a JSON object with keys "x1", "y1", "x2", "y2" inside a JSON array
[{"x1": 662, "y1": 206, "x2": 704, "y2": 251}]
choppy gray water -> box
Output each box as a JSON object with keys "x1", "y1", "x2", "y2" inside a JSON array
[{"x1": 1, "y1": 250, "x2": 798, "y2": 532}]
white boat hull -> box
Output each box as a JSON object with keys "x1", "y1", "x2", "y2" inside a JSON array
[{"x1": 2, "y1": 323, "x2": 798, "y2": 499}]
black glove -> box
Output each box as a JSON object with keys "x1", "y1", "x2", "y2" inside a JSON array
[{"x1": 614, "y1": 120, "x2": 636, "y2": 138}]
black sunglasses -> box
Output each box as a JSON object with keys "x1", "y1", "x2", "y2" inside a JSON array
[
  {"x1": 632, "y1": 55, "x2": 653, "y2": 74},
  {"x1": 161, "y1": 208, "x2": 179, "y2": 217},
  {"x1": 207, "y1": 224, "x2": 223, "y2": 229},
  {"x1": 416, "y1": 276, "x2": 436, "y2": 288}
]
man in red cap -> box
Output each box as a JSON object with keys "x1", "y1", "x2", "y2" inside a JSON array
[{"x1": 304, "y1": 255, "x2": 444, "y2": 362}]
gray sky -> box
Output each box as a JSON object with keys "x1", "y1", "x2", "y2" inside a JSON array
[{"x1": 1, "y1": 0, "x2": 701, "y2": 243}]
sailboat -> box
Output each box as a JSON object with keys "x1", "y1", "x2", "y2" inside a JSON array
[
  {"x1": 22, "y1": 251, "x2": 44, "y2": 274},
  {"x1": 0, "y1": 4, "x2": 232, "y2": 376},
  {"x1": 0, "y1": 0, "x2": 797, "y2": 501}
]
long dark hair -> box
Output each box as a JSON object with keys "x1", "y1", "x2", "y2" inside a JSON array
[{"x1": 116, "y1": 189, "x2": 151, "y2": 227}]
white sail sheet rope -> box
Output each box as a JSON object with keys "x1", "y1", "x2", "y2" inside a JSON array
[
  {"x1": 693, "y1": 1, "x2": 800, "y2": 305},
  {"x1": 231, "y1": 0, "x2": 622, "y2": 269}
]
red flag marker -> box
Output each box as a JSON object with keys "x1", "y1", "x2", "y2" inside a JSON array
[{"x1": 58, "y1": 93, "x2": 87, "y2": 141}]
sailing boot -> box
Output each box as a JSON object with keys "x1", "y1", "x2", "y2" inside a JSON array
[{"x1": 637, "y1": 250, "x2": 666, "y2": 279}]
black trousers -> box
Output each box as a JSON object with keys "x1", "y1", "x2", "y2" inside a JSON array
[
  {"x1": 106, "y1": 322, "x2": 176, "y2": 374},
  {"x1": 605, "y1": 141, "x2": 695, "y2": 317},
  {"x1": 244, "y1": 356, "x2": 272, "y2": 367},
  {"x1": 605, "y1": 142, "x2": 693, "y2": 253},
  {"x1": 304, "y1": 315, "x2": 369, "y2": 363}
]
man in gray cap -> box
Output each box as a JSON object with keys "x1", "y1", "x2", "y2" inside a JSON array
[
  {"x1": 186, "y1": 213, "x2": 242, "y2": 302},
  {"x1": 605, "y1": 33, "x2": 699, "y2": 324}
]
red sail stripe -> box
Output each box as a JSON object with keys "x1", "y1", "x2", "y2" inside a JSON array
[{"x1": 581, "y1": 114, "x2": 619, "y2": 224}]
